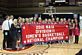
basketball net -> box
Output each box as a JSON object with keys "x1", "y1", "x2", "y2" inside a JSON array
[{"x1": 45, "y1": 6, "x2": 56, "y2": 16}]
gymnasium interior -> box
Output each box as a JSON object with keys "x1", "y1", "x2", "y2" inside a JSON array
[{"x1": 0, "y1": 0, "x2": 82, "y2": 55}]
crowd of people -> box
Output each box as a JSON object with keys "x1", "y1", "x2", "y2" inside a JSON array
[{"x1": 2, "y1": 15, "x2": 80, "y2": 50}]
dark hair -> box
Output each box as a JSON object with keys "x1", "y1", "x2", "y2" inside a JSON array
[{"x1": 5, "y1": 15, "x2": 9, "y2": 19}]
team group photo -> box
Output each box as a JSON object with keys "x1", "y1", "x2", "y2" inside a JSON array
[{"x1": 0, "y1": 0, "x2": 82, "y2": 55}]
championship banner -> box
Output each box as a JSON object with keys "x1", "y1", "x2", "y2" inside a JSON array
[{"x1": 22, "y1": 24, "x2": 69, "y2": 44}]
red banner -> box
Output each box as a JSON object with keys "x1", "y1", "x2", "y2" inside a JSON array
[{"x1": 22, "y1": 24, "x2": 69, "y2": 44}]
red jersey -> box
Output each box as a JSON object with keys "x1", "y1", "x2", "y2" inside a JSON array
[{"x1": 74, "y1": 24, "x2": 80, "y2": 36}]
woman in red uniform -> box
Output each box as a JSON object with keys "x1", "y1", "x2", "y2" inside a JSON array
[
  {"x1": 44, "y1": 18, "x2": 48, "y2": 24},
  {"x1": 59, "y1": 18, "x2": 64, "y2": 44},
  {"x1": 63, "y1": 18, "x2": 68, "y2": 24},
  {"x1": 33, "y1": 17, "x2": 37, "y2": 24},
  {"x1": 51, "y1": 17, "x2": 55, "y2": 23},
  {"x1": 25, "y1": 18, "x2": 29, "y2": 24},
  {"x1": 59, "y1": 18, "x2": 64, "y2": 24},
  {"x1": 71, "y1": 19, "x2": 75, "y2": 36},
  {"x1": 48, "y1": 19, "x2": 52, "y2": 24},
  {"x1": 68, "y1": 18, "x2": 72, "y2": 43},
  {"x1": 54, "y1": 17, "x2": 60, "y2": 43},
  {"x1": 70, "y1": 19, "x2": 75, "y2": 43},
  {"x1": 56, "y1": 17, "x2": 59, "y2": 24},
  {"x1": 38, "y1": 17, "x2": 42, "y2": 24},
  {"x1": 74, "y1": 18, "x2": 80, "y2": 44}
]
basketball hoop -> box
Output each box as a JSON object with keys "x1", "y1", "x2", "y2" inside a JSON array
[
  {"x1": 49, "y1": 13, "x2": 52, "y2": 16},
  {"x1": 45, "y1": 6, "x2": 56, "y2": 16},
  {"x1": 45, "y1": 6, "x2": 56, "y2": 14}
]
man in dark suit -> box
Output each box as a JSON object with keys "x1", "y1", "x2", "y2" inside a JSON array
[{"x1": 10, "y1": 19, "x2": 18, "y2": 50}]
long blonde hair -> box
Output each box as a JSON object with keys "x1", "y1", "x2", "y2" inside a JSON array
[{"x1": 13, "y1": 19, "x2": 17, "y2": 26}]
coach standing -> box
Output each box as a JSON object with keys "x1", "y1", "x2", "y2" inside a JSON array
[
  {"x1": 10, "y1": 19, "x2": 18, "y2": 50},
  {"x1": 7, "y1": 15, "x2": 14, "y2": 48},
  {"x1": 2, "y1": 15, "x2": 10, "y2": 50}
]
